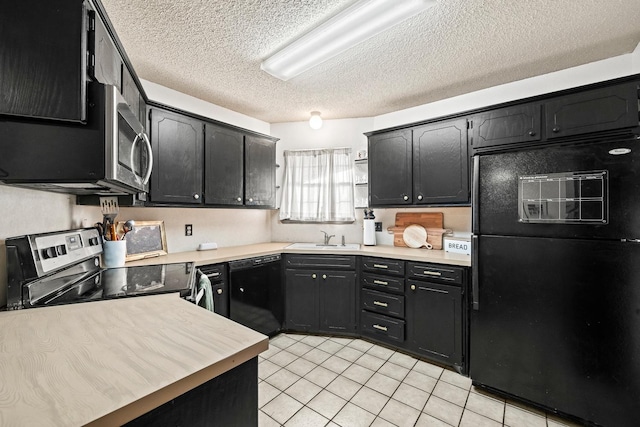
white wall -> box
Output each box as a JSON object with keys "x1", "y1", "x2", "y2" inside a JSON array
[
  {"x1": 374, "y1": 49, "x2": 640, "y2": 130},
  {"x1": 141, "y1": 79, "x2": 271, "y2": 135},
  {"x1": 270, "y1": 118, "x2": 374, "y2": 244}
]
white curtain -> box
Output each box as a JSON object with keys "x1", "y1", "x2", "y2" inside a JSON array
[{"x1": 280, "y1": 148, "x2": 355, "y2": 222}]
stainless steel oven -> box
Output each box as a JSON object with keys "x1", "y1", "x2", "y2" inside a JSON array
[
  {"x1": 5, "y1": 228, "x2": 194, "y2": 310},
  {"x1": 0, "y1": 82, "x2": 152, "y2": 196}
]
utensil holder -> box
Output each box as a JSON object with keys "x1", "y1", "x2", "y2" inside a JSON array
[{"x1": 103, "y1": 240, "x2": 127, "y2": 268}]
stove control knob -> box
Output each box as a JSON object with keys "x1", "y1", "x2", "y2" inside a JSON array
[{"x1": 42, "y1": 247, "x2": 57, "y2": 259}]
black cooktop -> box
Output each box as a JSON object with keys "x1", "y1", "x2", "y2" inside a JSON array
[{"x1": 25, "y1": 261, "x2": 195, "y2": 307}]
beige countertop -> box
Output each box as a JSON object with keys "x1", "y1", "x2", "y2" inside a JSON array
[
  {"x1": 124, "y1": 242, "x2": 471, "y2": 267},
  {"x1": 0, "y1": 294, "x2": 268, "y2": 427}
]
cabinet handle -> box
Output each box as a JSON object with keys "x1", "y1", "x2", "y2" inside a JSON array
[
  {"x1": 239, "y1": 287, "x2": 244, "y2": 292},
  {"x1": 424, "y1": 287, "x2": 448, "y2": 294},
  {"x1": 373, "y1": 301, "x2": 388, "y2": 307},
  {"x1": 373, "y1": 279, "x2": 388, "y2": 285},
  {"x1": 552, "y1": 126, "x2": 561, "y2": 133},
  {"x1": 417, "y1": 195, "x2": 423, "y2": 201},
  {"x1": 193, "y1": 193, "x2": 200, "y2": 200},
  {"x1": 249, "y1": 198, "x2": 254, "y2": 202},
  {"x1": 403, "y1": 195, "x2": 409, "y2": 201},
  {"x1": 528, "y1": 130, "x2": 536, "y2": 136},
  {"x1": 423, "y1": 270, "x2": 442, "y2": 276},
  {"x1": 209, "y1": 272, "x2": 220, "y2": 277},
  {"x1": 237, "y1": 197, "x2": 242, "y2": 202},
  {"x1": 312, "y1": 274, "x2": 317, "y2": 279},
  {"x1": 373, "y1": 264, "x2": 388, "y2": 269},
  {"x1": 410, "y1": 284, "x2": 416, "y2": 291},
  {"x1": 216, "y1": 289, "x2": 223, "y2": 295},
  {"x1": 322, "y1": 274, "x2": 327, "y2": 279},
  {"x1": 373, "y1": 324, "x2": 388, "y2": 332}
]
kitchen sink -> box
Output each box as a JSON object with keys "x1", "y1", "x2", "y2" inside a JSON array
[{"x1": 286, "y1": 243, "x2": 360, "y2": 250}]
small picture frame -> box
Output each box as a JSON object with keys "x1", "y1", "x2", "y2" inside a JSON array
[{"x1": 116, "y1": 220, "x2": 168, "y2": 261}]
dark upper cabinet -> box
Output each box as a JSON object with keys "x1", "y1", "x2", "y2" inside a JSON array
[
  {"x1": 470, "y1": 103, "x2": 542, "y2": 149},
  {"x1": 368, "y1": 129, "x2": 413, "y2": 206},
  {"x1": 406, "y1": 280, "x2": 463, "y2": 367},
  {"x1": 245, "y1": 135, "x2": 276, "y2": 207},
  {"x1": 205, "y1": 123, "x2": 244, "y2": 206},
  {"x1": 0, "y1": 1, "x2": 87, "y2": 122},
  {"x1": 149, "y1": 108, "x2": 204, "y2": 204},
  {"x1": 413, "y1": 118, "x2": 469, "y2": 204},
  {"x1": 544, "y1": 81, "x2": 640, "y2": 139}
]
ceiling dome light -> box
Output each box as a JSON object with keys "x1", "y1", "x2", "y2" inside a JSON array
[{"x1": 309, "y1": 111, "x2": 323, "y2": 129}]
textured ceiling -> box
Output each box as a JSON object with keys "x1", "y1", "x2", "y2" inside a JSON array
[{"x1": 100, "y1": 0, "x2": 640, "y2": 123}]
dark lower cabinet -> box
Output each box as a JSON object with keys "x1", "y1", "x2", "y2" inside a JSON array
[
  {"x1": 285, "y1": 255, "x2": 357, "y2": 334},
  {"x1": 406, "y1": 280, "x2": 462, "y2": 368},
  {"x1": 125, "y1": 357, "x2": 258, "y2": 427},
  {"x1": 285, "y1": 269, "x2": 319, "y2": 331},
  {"x1": 150, "y1": 108, "x2": 204, "y2": 204}
]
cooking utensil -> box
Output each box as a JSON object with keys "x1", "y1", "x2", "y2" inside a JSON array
[
  {"x1": 100, "y1": 197, "x2": 119, "y2": 237},
  {"x1": 121, "y1": 220, "x2": 135, "y2": 240},
  {"x1": 403, "y1": 224, "x2": 433, "y2": 249}
]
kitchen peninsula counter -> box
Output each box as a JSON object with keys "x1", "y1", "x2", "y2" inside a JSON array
[
  {"x1": 0, "y1": 294, "x2": 267, "y2": 426},
  {"x1": 125, "y1": 242, "x2": 471, "y2": 267}
]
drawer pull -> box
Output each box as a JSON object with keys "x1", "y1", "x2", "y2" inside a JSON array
[
  {"x1": 425, "y1": 287, "x2": 448, "y2": 294},
  {"x1": 423, "y1": 270, "x2": 442, "y2": 276},
  {"x1": 373, "y1": 324, "x2": 388, "y2": 332},
  {"x1": 373, "y1": 279, "x2": 388, "y2": 285},
  {"x1": 373, "y1": 264, "x2": 388, "y2": 269},
  {"x1": 209, "y1": 272, "x2": 220, "y2": 277},
  {"x1": 373, "y1": 301, "x2": 388, "y2": 307}
]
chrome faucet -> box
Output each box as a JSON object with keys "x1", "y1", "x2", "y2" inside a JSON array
[{"x1": 320, "y1": 230, "x2": 335, "y2": 245}]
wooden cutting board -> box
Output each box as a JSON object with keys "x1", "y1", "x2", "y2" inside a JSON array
[{"x1": 389, "y1": 212, "x2": 445, "y2": 248}]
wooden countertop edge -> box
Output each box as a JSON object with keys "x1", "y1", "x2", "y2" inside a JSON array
[
  {"x1": 124, "y1": 242, "x2": 471, "y2": 268},
  {"x1": 86, "y1": 338, "x2": 269, "y2": 427}
]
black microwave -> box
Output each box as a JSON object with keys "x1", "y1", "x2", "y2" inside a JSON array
[{"x1": 0, "y1": 82, "x2": 152, "y2": 196}]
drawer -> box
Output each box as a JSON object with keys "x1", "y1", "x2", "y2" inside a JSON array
[
  {"x1": 361, "y1": 272, "x2": 404, "y2": 294},
  {"x1": 362, "y1": 256, "x2": 405, "y2": 276},
  {"x1": 286, "y1": 254, "x2": 356, "y2": 270},
  {"x1": 407, "y1": 262, "x2": 463, "y2": 285},
  {"x1": 362, "y1": 288, "x2": 404, "y2": 318},
  {"x1": 360, "y1": 310, "x2": 405, "y2": 342}
]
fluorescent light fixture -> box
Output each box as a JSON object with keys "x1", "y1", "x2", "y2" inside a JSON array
[
  {"x1": 309, "y1": 111, "x2": 323, "y2": 129},
  {"x1": 261, "y1": 0, "x2": 436, "y2": 81}
]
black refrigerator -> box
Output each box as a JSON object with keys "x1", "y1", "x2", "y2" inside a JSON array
[{"x1": 470, "y1": 138, "x2": 640, "y2": 427}]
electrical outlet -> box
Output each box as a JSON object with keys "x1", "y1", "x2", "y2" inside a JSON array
[
  {"x1": 185, "y1": 224, "x2": 193, "y2": 236},
  {"x1": 375, "y1": 222, "x2": 382, "y2": 232}
]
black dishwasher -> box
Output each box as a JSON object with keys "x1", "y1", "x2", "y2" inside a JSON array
[{"x1": 229, "y1": 254, "x2": 283, "y2": 336}]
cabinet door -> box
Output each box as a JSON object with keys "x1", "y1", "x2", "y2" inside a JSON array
[
  {"x1": 545, "y1": 82, "x2": 639, "y2": 139},
  {"x1": 150, "y1": 108, "x2": 204, "y2": 204},
  {"x1": 470, "y1": 103, "x2": 541, "y2": 149},
  {"x1": 245, "y1": 135, "x2": 276, "y2": 207},
  {"x1": 205, "y1": 123, "x2": 244, "y2": 205},
  {"x1": 406, "y1": 281, "x2": 462, "y2": 366},
  {"x1": 413, "y1": 118, "x2": 469, "y2": 204},
  {"x1": 319, "y1": 271, "x2": 357, "y2": 333},
  {"x1": 368, "y1": 129, "x2": 413, "y2": 206},
  {"x1": 0, "y1": 1, "x2": 86, "y2": 121},
  {"x1": 285, "y1": 270, "x2": 319, "y2": 331}
]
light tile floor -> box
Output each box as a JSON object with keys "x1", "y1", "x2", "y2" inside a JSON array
[{"x1": 259, "y1": 333, "x2": 582, "y2": 427}]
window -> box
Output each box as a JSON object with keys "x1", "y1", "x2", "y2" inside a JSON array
[{"x1": 279, "y1": 148, "x2": 355, "y2": 222}]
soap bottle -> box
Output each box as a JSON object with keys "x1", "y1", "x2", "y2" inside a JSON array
[{"x1": 363, "y1": 209, "x2": 376, "y2": 246}]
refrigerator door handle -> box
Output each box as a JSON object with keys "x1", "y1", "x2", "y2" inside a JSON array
[
  {"x1": 472, "y1": 235, "x2": 479, "y2": 310},
  {"x1": 472, "y1": 155, "x2": 480, "y2": 234}
]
